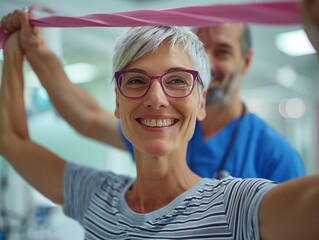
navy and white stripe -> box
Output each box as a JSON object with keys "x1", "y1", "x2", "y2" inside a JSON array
[{"x1": 63, "y1": 162, "x2": 275, "y2": 239}]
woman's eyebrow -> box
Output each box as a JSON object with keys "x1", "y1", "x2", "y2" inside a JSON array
[
  {"x1": 166, "y1": 67, "x2": 190, "y2": 72},
  {"x1": 124, "y1": 68, "x2": 145, "y2": 73}
]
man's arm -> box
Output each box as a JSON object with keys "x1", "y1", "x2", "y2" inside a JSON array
[
  {"x1": 0, "y1": 31, "x2": 65, "y2": 204},
  {"x1": 4, "y1": 10, "x2": 127, "y2": 151}
]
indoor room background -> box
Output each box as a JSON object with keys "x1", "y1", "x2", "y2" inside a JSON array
[{"x1": 0, "y1": 0, "x2": 318, "y2": 239}]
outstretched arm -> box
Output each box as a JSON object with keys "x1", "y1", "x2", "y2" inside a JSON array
[
  {"x1": 1, "y1": 10, "x2": 127, "y2": 151},
  {"x1": 0, "y1": 31, "x2": 66, "y2": 204},
  {"x1": 259, "y1": 2, "x2": 319, "y2": 238},
  {"x1": 300, "y1": 0, "x2": 319, "y2": 53},
  {"x1": 259, "y1": 175, "x2": 319, "y2": 240}
]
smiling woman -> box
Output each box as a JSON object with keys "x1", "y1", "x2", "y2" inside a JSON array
[
  {"x1": 0, "y1": 9, "x2": 319, "y2": 240},
  {"x1": 114, "y1": 40, "x2": 207, "y2": 158}
]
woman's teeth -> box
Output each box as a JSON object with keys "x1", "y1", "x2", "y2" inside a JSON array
[{"x1": 140, "y1": 119, "x2": 175, "y2": 127}]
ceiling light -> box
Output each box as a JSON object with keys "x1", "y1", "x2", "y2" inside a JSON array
[{"x1": 275, "y1": 29, "x2": 316, "y2": 56}]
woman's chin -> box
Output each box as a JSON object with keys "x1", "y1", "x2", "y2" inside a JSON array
[{"x1": 142, "y1": 142, "x2": 174, "y2": 158}]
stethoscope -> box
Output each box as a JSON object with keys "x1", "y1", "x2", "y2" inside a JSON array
[{"x1": 213, "y1": 104, "x2": 246, "y2": 180}]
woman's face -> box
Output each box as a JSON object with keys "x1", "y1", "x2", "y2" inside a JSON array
[{"x1": 115, "y1": 41, "x2": 206, "y2": 157}]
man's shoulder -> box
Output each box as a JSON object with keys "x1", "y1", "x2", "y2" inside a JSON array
[
  {"x1": 244, "y1": 113, "x2": 288, "y2": 141},
  {"x1": 243, "y1": 114, "x2": 302, "y2": 160}
]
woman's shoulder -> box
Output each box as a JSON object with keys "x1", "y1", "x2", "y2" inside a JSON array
[{"x1": 201, "y1": 177, "x2": 276, "y2": 199}]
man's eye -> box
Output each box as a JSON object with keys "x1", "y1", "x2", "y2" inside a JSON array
[{"x1": 215, "y1": 49, "x2": 231, "y2": 58}]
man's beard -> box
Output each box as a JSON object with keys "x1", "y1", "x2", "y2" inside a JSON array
[
  {"x1": 206, "y1": 87, "x2": 225, "y2": 105},
  {"x1": 206, "y1": 71, "x2": 240, "y2": 106}
]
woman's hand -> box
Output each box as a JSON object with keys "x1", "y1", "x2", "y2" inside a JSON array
[{"x1": 1, "y1": 9, "x2": 49, "y2": 57}]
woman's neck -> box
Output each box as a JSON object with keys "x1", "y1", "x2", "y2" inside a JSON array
[{"x1": 126, "y1": 152, "x2": 201, "y2": 213}]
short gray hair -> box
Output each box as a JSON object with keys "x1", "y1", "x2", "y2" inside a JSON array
[{"x1": 112, "y1": 26, "x2": 211, "y2": 90}]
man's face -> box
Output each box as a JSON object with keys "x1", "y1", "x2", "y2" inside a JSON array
[{"x1": 196, "y1": 24, "x2": 250, "y2": 105}]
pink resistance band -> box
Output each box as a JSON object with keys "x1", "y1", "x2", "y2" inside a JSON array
[{"x1": 0, "y1": 0, "x2": 301, "y2": 49}]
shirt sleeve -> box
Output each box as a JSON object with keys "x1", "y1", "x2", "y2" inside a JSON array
[
  {"x1": 62, "y1": 162, "x2": 106, "y2": 225},
  {"x1": 223, "y1": 178, "x2": 276, "y2": 240}
]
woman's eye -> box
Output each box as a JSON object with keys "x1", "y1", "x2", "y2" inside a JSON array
[
  {"x1": 128, "y1": 79, "x2": 144, "y2": 84},
  {"x1": 126, "y1": 78, "x2": 147, "y2": 85},
  {"x1": 167, "y1": 78, "x2": 187, "y2": 85},
  {"x1": 123, "y1": 77, "x2": 148, "y2": 88}
]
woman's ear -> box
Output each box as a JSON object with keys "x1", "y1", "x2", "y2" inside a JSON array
[
  {"x1": 114, "y1": 88, "x2": 120, "y2": 119},
  {"x1": 197, "y1": 90, "x2": 206, "y2": 121}
]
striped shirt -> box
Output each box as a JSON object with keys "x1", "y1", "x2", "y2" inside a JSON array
[{"x1": 63, "y1": 162, "x2": 275, "y2": 240}]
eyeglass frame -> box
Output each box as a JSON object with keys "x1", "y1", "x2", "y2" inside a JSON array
[{"x1": 114, "y1": 69, "x2": 204, "y2": 99}]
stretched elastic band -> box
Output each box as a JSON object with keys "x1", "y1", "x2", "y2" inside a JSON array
[{"x1": 0, "y1": 0, "x2": 301, "y2": 49}]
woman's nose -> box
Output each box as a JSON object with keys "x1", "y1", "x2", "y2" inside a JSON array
[{"x1": 143, "y1": 81, "x2": 169, "y2": 110}]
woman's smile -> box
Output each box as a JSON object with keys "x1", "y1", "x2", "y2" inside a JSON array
[{"x1": 137, "y1": 118, "x2": 178, "y2": 128}]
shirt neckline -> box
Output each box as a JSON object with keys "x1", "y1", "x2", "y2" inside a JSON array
[{"x1": 118, "y1": 178, "x2": 211, "y2": 223}]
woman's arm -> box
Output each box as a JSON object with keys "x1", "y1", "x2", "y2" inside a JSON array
[
  {"x1": 1, "y1": 10, "x2": 126, "y2": 150},
  {"x1": 300, "y1": 0, "x2": 319, "y2": 53},
  {"x1": 259, "y1": 175, "x2": 319, "y2": 240},
  {"x1": 0, "y1": 31, "x2": 66, "y2": 204}
]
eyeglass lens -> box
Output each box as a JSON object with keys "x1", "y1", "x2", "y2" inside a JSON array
[{"x1": 118, "y1": 71, "x2": 195, "y2": 98}]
